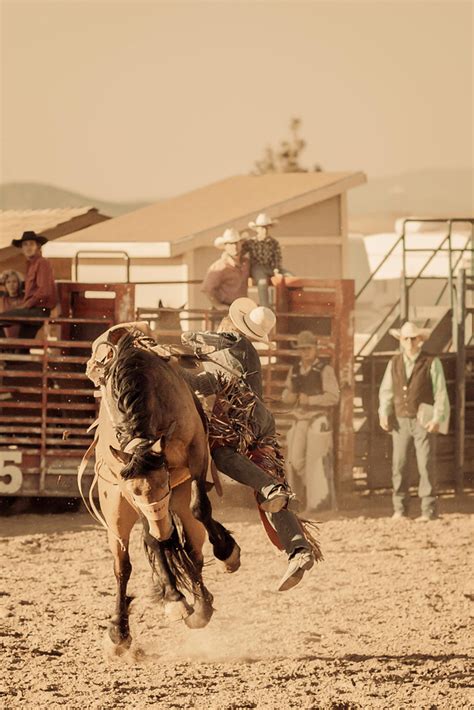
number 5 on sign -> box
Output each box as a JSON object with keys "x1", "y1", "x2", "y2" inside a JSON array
[{"x1": 0, "y1": 451, "x2": 23, "y2": 494}]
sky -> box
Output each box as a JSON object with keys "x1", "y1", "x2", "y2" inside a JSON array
[{"x1": 1, "y1": 0, "x2": 472, "y2": 201}]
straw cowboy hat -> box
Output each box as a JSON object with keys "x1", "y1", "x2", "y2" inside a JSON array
[
  {"x1": 389, "y1": 321, "x2": 431, "y2": 340},
  {"x1": 229, "y1": 297, "x2": 276, "y2": 343},
  {"x1": 293, "y1": 330, "x2": 317, "y2": 348},
  {"x1": 214, "y1": 228, "x2": 241, "y2": 249},
  {"x1": 11, "y1": 230, "x2": 48, "y2": 248},
  {"x1": 248, "y1": 213, "x2": 278, "y2": 229}
]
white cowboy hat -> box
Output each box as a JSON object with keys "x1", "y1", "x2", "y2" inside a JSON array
[
  {"x1": 389, "y1": 321, "x2": 431, "y2": 340},
  {"x1": 248, "y1": 212, "x2": 278, "y2": 229},
  {"x1": 229, "y1": 297, "x2": 276, "y2": 343},
  {"x1": 214, "y1": 227, "x2": 241, "y2": 249}
]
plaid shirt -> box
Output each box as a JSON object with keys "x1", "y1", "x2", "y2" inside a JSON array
[{"x1": 241, "y1": 236, "x2": 282, "y2": 272}]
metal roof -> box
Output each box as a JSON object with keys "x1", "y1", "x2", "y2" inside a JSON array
[{"x1": 54, "y1": 172, "x2": 366, "y2": 257}]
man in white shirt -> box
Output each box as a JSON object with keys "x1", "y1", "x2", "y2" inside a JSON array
[{"x1": 379, "y1": 321, "x2": 450, "y2": 521}]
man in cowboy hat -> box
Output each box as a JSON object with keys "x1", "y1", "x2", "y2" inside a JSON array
[
  {"x1": 282, "y1": 330, "x2": 340, "y2": 510},
  {"x1": 181, "y1": 297, "x2": 315, "y2": 591},
  {"x1": 0, "y1": 231, "x2": 57, "y2": 340},
  {"x1": 201, "y1": 228, "x2": 250, "y2": 310},
  {"x1": 241, "y1": 213, "x2": 289, "y2": 308},
  {"x1": 379, "y1": 321, "x2": 450, "y2": 521}
]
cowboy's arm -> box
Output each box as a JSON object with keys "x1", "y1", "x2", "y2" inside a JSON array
[
  {"x1": 430, "y1": 357, "x2": 450, "y2": 426},
  {"x1": 281, "y1": 366, "x2": 297, "y2": 405},
  {"x1": 181, "y1": 331, "x2": 235, "y2": 352},
  {"x1": 378, "y1": 360, "x2": 394, "y2": 428},
  {"x1": 307, "y1": 365, "x2": 340, "y2": 407},
  {"x1": 271, "y1": 240, "x2": 283, "y2": 272}
]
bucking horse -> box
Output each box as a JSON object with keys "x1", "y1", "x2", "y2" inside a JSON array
[{"x1": 80, "y1": 322, "x2": 240, "y2": 656}]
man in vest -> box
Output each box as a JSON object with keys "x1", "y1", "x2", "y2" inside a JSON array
[
  {"x1": 282, "y1": 330, "x2": 340, "y2": 510},
  {"x1": 379, "y1": 321, "x2": 450, "y2": 521}
]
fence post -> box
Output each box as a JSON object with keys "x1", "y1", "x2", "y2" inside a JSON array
[{"x1": 454, "y1": 269, "x2": 466, "y2": 494}]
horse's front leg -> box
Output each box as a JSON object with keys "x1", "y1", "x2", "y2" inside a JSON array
[
  {"x1": 170, "y1": 480, "x2": 214, "y2": 629},
  {"x1": 143, "y1": 520, "x2": 194, "y2": 622},
  {"x1": 98, "y1": 479, "x2": 138, "y2": 655},
  {"x1": 108, "y1": 533, "x2": 133, "y2": 650}
]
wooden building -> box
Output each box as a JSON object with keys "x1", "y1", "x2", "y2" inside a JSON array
[{"x1": 43, "y1": 172, "x2": 366, "y2": 309}]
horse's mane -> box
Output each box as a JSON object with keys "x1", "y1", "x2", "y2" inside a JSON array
[{"x1": 108, "y1": 333, "x2": 174, "y2": 478}]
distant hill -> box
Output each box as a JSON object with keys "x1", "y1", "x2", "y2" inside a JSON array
[
  {"x1": 0, "y1": 182, "x2": 150, "y2": 217},
  {"x1": 1, "y1": 169, "x2": 472, "y2": 228}
]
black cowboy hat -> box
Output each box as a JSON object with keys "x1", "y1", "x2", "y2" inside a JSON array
[{"x1": 11, "y1": 230, "x2": 48, "y2": 248}]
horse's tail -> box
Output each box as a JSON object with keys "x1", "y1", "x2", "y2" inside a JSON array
[{"x1": 143, "y1": 515, "x2": 202, "y2": 596}]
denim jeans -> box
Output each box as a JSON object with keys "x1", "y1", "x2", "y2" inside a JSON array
[{"x1": 391, "y1": 417, "x2": 437, "y2": 516}]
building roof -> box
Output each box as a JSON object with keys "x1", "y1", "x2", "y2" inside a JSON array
[
  {"x1": 53, "y1": 172, "x2": 366, "y2": 257},
  {"x1": 0, "y1": 207, "x2": 110, "y2": 259}
]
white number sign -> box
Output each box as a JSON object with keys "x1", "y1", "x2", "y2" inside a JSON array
[{"x1": 0, "y1": 451, "x2": 23, "y2": 494}]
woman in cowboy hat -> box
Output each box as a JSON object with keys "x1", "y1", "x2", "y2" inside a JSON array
[
  {"x1": 0, "y1": 231, "x2": 57, "y2": 340},
  {"x1": 201, "y1": 228, "x2": 250, "y2": 309},
  {"x1": 241, "y1": 213, "x2": 290, "y2": 308},
  {"x1": 378, "y1": 321, "x2": 450, "y2": 521},
  {"x1": 181, "y1": 297, "x2": 315, "y2": 591}
]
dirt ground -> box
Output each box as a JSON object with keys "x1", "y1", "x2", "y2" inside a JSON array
[{"x1": 1, "y1": 493, "x2": 473, "y2": 710}]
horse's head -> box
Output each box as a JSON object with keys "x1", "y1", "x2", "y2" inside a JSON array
[{"x1": 110, "y1": 431, "x2": 174, "y2": 541}]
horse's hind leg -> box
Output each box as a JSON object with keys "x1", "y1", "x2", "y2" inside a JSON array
[
  {"x1": 190, "y1": 478, "x2": 240, "y2": 574},
  {"x1": 171, "y1": 480, "x2": 214, "y2": 629},
  {"x1": 98, "y1": 480, "x2": 138, "y2": 655}
]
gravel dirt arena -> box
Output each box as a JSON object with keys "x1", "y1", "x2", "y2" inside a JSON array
[{"x1": 1, "y1": 494, "x2": 473, "y2": 710}]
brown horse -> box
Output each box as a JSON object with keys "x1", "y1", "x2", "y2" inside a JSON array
[{"x1": 88, "y1": 330, "x2": 240, "y2": 655}]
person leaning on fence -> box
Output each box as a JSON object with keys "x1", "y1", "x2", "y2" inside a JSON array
[
  {"x1": 0, "y1": 270, "x2": 24, "y2": 339},
  {"x1": 378, "y1": 321, "x2": 450, "y2": 522},
  {"x1": 0, "y1": 231, "x2": 57, "y2": 340},
  {"x1": 282, "y1": 330, "x2": 340, "y2": 511},
  {"x1": 201, "y1": 228, "x2": 250, "y2": 311},
  {"x1": 241, "y1": 213, "x2": 290, "y2": 308},
  {"x1": 181, "y1": 297, "x2": 316, "y2": 591}
]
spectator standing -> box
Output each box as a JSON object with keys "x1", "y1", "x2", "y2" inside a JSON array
[
  {"x1": 201, "y1": 228, "x2": 250, "y2": 309},
  {"x1": 0, "y1": 231, "x2": 57, "y2": 340},
  {"x1": 378, "y1": 321, "x2": 450, "y2": 521},
  {"x1": 282, "y1": 331, "x2": 340, "y2": 510},
  {"x1": 241, "y1": 213, "x2": 289, "y2": 307}
]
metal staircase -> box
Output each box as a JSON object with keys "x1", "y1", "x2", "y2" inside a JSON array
[
  {"x1": 355, "y1": 218, "x2": 473, "y2": 357},
  {"x1": 353, "y1": 218, "x2": 474, "y2": 492}
]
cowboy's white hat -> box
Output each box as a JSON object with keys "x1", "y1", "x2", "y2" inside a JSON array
[
  {"x1": 229, "y1": 297, "x2": 276, "y2": 343},
  {"x1": 248, "y1": 212, "x2": 278, "y2": 229},
  {"x1": 214, "y1": 227, "x2": 241, "y2": 249},
  {"x1": 389, "y1": 321, "x2": 431, "y2": 340}
]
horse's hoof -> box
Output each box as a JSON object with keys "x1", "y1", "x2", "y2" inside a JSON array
[
  {"x1": 102, "y1": 630, "x2": 132, "y2": 659},
  {"x1": 164, "y1": 598, "x2": 193, "y2": 622},
  {"x1": 184, "y1": 600, "x2": 214, "y2": 629},
  {"x1": 221, "y1": 542, "x2": 241, "y2": 573}
]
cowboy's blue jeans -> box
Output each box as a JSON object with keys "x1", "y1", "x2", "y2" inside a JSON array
[
  {"x1": 391, "y1": 417, "x2": 437, "y2": 516},
  {"x1": 212, "y1": 446, "x2": 311, "y2": 555}
]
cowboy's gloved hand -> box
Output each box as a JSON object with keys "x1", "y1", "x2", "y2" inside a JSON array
[{"x1": 298, "y1": 393, "x2": 309, "y2": 406}]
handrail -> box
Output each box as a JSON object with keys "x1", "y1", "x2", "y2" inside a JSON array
[
  {"x1": 355, "y1": 234, "x2": 403, "y2": 300},
  {"x1": 355, "y1": 217, "x2": 473, "y2": 357}
]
